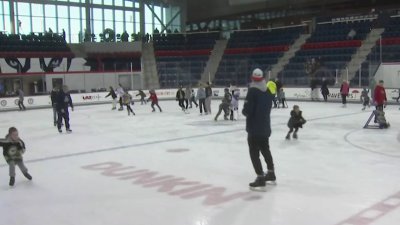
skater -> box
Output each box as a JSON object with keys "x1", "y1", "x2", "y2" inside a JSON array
[
  {"x1": 115, "y1": 84, "x2": 125, "y2": 111},
  {"x1": 105, "y1": 86, "x2": 118, "y2": 110},
  {"x1": 51, "y1": 86, "x2": 59, "y2": 126},
  {"x1": 230, "y1": 87, "x2": 240, "y2": 120},
  {"x1": 321, "y1": 78, "x2": 329, "y2": 102},
  {"x1": 16, "y1": 88, "x2": 26, "y2": 111},
  {"x1": 205, "y1": 82, "x2": 212, "y2": 114},
  {"x1": 122, "y1": 91, "x2": 135, "y2": 116},
  {"x1": 360, "y1": 88, "x2": 370, "y2": 110},
  {"x1": 242, "y1": 68, "x2": 276, "y2": 189},
  {"x1": 136, "y1": 90, "x2": 147, "y2": 105},
  {"x1": 56, "y1": 85, "x2": 74, "y2": 133},
  {"x1": 176, "y1": 85, "x2": 186, "y2": 111},
  {"x1": 214, "y1": 88, "x2": 232, "y2": 121},
  {"x1": 189, "y1": 89, "x2": 198, "y2": 108},
  {"x1": 0, "y1": 127, "x2": 32, "y2": 186},
  {"x1": 340, "y1": 80, "x2": 349, "y2": 107},
  {"x1": 197, "y1": 84, "x2": 207, "y2": 115},
  {"x1": 285, "y1": 105, "x2": 306, "y2": 140},
  {"x1": 267, "y1": 78, "x2": 277, "y2": 108},
  {"x1": 184, "y1": 86, "x2": 191, "y2": 109},
  {"x1": 278, "y1": 88, "x2": 287, "y2": 108},
  {"x1": 148, "y1": 90, "x2": 162, "y2": 112}
]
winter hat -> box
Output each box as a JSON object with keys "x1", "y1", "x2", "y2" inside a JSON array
[{"x1": 251, "y1": 68, "x2": 264, "y2": 81}]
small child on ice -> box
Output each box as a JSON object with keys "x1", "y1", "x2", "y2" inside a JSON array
[
  {"x1": 360, "y1": 88, "x2": 370, "y2": 110},
  {"x1": 122, "y1": 92, "x2": 135, "y2": 116},
  {"x1": 230, "y1": 88, "x2": 240, "y2": 120},
  {"x1": 278, "y1": 88, "x2": 287, "y2": 108},
  {"x1": 148, "y1": 90, "x2": 162, "y2": 112},
  {"x1": 286, "y1": 105, "x2": 306, "y2": 140},
  {"x1": 0, "y1": 127, "x2": 32, "y2": 186}
]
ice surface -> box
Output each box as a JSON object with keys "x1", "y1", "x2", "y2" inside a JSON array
[{"x1": 1, "y1": 100, "x2": 399, "y2": 225}]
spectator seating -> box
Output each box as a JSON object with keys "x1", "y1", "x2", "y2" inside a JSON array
[
  {"x1": 279, "y1": 20, "x2": 373, "y2": 85},
  {"x1": 214, "y1": 26, "x2": 304, "y2": 86}
]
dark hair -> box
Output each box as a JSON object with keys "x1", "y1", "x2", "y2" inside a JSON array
[{"x1": 6, "y1": 127, "x2": 17, "y2": 138}]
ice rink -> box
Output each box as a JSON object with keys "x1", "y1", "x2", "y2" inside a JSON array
[{"x1": 1, "y1": 99, "x2": 400, "y2": 225}]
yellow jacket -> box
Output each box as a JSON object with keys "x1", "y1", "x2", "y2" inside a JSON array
[{"x1": 266, "y1": 81, "x2": 277, "y2": 94}]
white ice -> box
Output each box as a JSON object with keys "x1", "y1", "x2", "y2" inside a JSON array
[{"x1": 1, "y1": 100, "x2": 400, "y2": 225}]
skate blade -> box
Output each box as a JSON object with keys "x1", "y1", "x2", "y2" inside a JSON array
[
  {"x1": 266, "y1": 181, "x2": 277, "y2": 185},
  {"x1": 249, "y1": 186, "x2": 267, "y2": 192}
]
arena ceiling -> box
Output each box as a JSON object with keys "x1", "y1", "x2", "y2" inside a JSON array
[{"x1": 185, "y1": 0, "x2": 397, "y2": 23}]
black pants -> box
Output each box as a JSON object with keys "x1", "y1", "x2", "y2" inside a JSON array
[
  {"x1": 126, "y1": 104, "x2": 134, "y2": 115},
  {"x1": 288, "y1": 126, "x2": 299, "y2": 134},
  {"x1": 322, "y1": 94, "x2": 328, "y2": 102},
  {"x1": 151, "y1": 102, "x2": 162, "y2": 112},
  {"x1": 190, "y1": 97, "x2": 198, "y2": 108},
  {"x1": 178, "y1": 99, "x2": 185, "y2": 109},
  {"x1": 341, "y1": 94, "x2": 347, "y2": 105},
  {"x1": 199, "y1": 99, "x2": 206, "y2": 113},
  {"x1": 18, "y1": 100, "x2": 26, "y2": 110},
  {"x1": 57, "y1": 109, "x2": 70, "y2": 129},
  {"x1": 184, "y1": 99, "x2": 189, "y2": 109},
  {"x1": 281, "y1": 98, "x2": 286, "y2": 108},
  {"x1": 248, "y1": 136, "x2": 274, "y2": 176},
  {"x1": 119, "y1": 97, "x2": 123, "y2": 108}
]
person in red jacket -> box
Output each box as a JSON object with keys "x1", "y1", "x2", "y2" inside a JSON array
[
  {"x1": 148, "y1": 89, "x2": 162, "y2": 112},
  {"x1": 340, "y1": 80, "x2": 350, "y2": 107},
  {"x1": 374, "y1": 80, "x2": 387, "y2": 111}
]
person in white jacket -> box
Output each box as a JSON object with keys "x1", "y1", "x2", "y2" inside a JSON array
[
  {"x1": 230, "y1": 88, "x2": 240, "y2": 120},
  {"x1": 115, "y1": 84, "x2": 125, "y2": 111}
]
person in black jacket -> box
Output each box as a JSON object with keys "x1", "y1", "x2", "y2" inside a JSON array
[
  {"x1": 242, "y1": 68, "x2": 276, "y2": 189},
  {"x1": 0, "y1": 127, "x2": 32, "y2": 186},
  {"x1": 50, "y1": 87, "x2": 59, "y2": 126},
  {"x1": 105, "y1": 86, "x2": 118, "y2": 110},
  {"x1": 136, "y1": 90, "x2": 147, "y2": 105},
  {"x1": 56, "y1": 85, "x2": 74, "y2": 133},
  {"x1": 320, "y1": 78, "x2": 329, "y2": 102},
  {"x1": 176, "y1": 85, "x2": 186, "y2": 111},
  {"x1": 286, "y1": 105, "x2": 306, "y2": 140}
]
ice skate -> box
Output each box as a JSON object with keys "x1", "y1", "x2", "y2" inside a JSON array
[
  {"x1": 362, "y1": 106, "x2": 366, "y2": 110},
  {"x1": 66, "y1": 129, "x2": 72, "y2": 133},
  {"x1": 293, "y1": 132, "x2": 298, "y2": 139},
  {"x1": 9, "y1": 177, "x2": 15, "y2": 186},
  {"x1": 264, "y1": 172, "x2": 277, "y2": 184},
  {"x1": 111, "y1": 107, "x2": 116, "y2": 110},
  {"x1": 58, "y1": 128, "x2": 62, "y2": 133},
  {"x1": 23, "y1": 172, "x2": 32, "y2": 180},
  {"x1": 285, "y1": 134, "x2": 290, "y2": 140},
  {"x1": 249, "y1": 176, "x2": 266, "y2": 192}
]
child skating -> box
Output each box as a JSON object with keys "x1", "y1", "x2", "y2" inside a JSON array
[
  {"x1": 148, "y1": 90, "x2": 162, "y2": 112},
  {"x1": 361, "y1": 88, "x2": 370, "y2": 110},
  {"x1": 286, "y1": 105, "x2": 306, "y2": 140},
  {"x1": 0, "y1": 127, "x2": 32, "y2": 186},
  {"x1": 122, "y1": 91, "x2": 135, "y2": 116}
]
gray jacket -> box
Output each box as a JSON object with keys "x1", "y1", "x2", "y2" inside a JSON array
[
  {"x1": 18, "y1": 89, "x2": 24, "y2": 101},
  {"x1": 196, "y1": 88, "x2": 206, "y2": 100}
]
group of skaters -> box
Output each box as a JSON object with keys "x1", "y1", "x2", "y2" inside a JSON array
[
  {"x1": 105, "y1": 84, "x2": 163, "y2": 115},
  {"x1": 175, "y1": 82, "x2": 213, "y2": 115}
]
